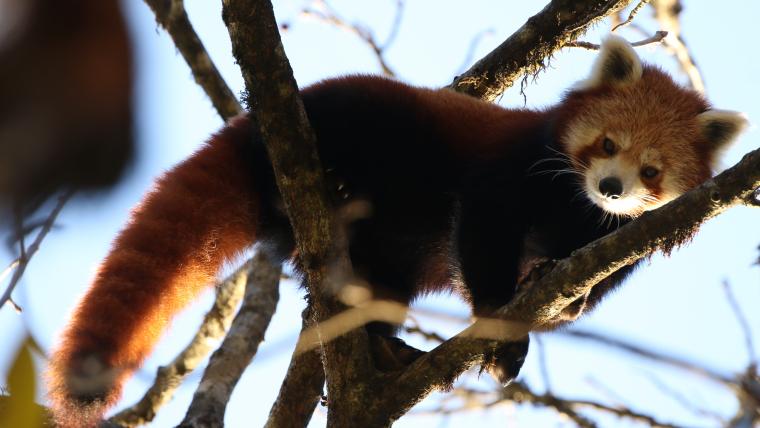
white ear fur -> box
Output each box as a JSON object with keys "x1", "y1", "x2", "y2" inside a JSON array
[
  {"x1": 575, "y1": 35, "x2": 643, "y2": 90},
  {"x1": 697, "y1": 110, "x2": 749, "y2": 167}
]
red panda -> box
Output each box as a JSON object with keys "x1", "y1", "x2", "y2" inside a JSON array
[{"x1": 47, "y1": 36, "x2": 747, "y2": 427}]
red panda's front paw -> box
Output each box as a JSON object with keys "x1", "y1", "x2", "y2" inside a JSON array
[{"x1": 484, "y1": 338, "x2": 530, "y2": 387}]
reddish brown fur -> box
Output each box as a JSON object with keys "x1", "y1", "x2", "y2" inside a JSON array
[
  {"x1": 561, "y1": 69, "x2": 709, "y2": 150},
  {"x1": 574, "y1": 134, "x2": 608, "y2": 168},
  {"x1": 557, "y1": 66, "x2": 716, "y2": 214},
  {"x1": 47, "y1": 46, "x2": 745, "y2": 424},
  {"x1": 47, "y1": 118, "x2": 259, "y2": 427}
]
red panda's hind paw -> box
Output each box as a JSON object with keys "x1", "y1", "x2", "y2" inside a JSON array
[
  {"x1": 368, "y1": 334, "x2": 425, "y2": 372},
  {"x1": 483, "y1": 338, "x2": 530, "y2": 387}
]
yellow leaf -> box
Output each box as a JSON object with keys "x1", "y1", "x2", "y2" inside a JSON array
[{"x1": 0, "y1": 337, "x2": 45, "y2": 428}]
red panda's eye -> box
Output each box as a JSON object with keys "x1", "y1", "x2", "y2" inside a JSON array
[
  {"x1": 641, "y1": 166, "x2": 659, "y2": 179},
  {"x1": 602, "y1": 137, "x2": 616, "y2": 155}
]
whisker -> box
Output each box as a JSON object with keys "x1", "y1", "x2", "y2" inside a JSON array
[
  {"x1": 527, "y1": 156, "x2": 574, "y2": 175},
  {"x1": 570, "y1": 190, "x2": 587, "y2": 203},
  {"x1": 548, "y1": 169, "x2": 585, "y2": 180},
  {"x1": 547, "y1": 146, "x2": 589, "y2": 169}
]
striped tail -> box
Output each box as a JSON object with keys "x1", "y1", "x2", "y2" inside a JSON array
[{"x1": 47, "y1": 115, "x2": 262, "y2": 427}]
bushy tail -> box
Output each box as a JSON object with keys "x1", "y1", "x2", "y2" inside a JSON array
[{"x1": 47, "y1": 115, "x2": 262, "y2": 427}]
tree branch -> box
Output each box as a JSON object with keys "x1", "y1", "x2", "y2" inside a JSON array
[
  {"x1": 0, "y1": 190, "x2": 73, "y2": 312},
  {"x1": 449, "y1": 0, "x2": 635, "y2": 101},
  {"x1": 650, "y1": 0, "x2": 705, "y2": 93},
  {"x1": 220, "y1": 2, "x2": 374, "y2": 426},
  {"x1": 721, "y1": 280, "x2": 758, "y2": 367},
  {"x1": 503, "y1": 381, "x2": 682, "y2": 428},
  {"x1": 108, "y1": 261, "x2": 253, "y2": 427},
  {"x1": 566, "y1": 30, "x2": 668, "y2": 50},
  {"x1": 178, "y1": 252, "x2": 281, "y2": 428},
  {"x1": 264, "y1": 308, "x2": 325, "y2": 428},
  {"x1": 563, "y1": 329, "x2": 734, "y2": 385},
  {"x1": 611, "y1": 0, "x2": 651, "y2": 32},
  {"x1": 142, "y1": 0, "x2": 242, "y2": 119}
]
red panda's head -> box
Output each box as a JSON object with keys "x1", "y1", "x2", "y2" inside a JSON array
[{"x1": 559, "y1": 36, "x2": 748, "y2": 217}]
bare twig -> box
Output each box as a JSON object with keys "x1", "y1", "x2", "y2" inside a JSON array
[
  {"x1": 645, "y1": 373, "x2": 726, "y2": 423},
  {"x1": 108, "y1": 261, "x2": 253, "y2": 427},
  {"x1": 382, "y1": 0, "x2": 404, "y2": 50},
  {"x1": 733, "y1": 367, "x2": 760, "y2": 427},
  {"x1": 570, "y1": 397, "x2": 682, "y2": 428},
  {"x1": 651, "y1": 0, "x2": 705, "y2": 93},
  {"x1": 6, "y1": 297, "x2": 22, "y2": 313},
  {"x1": 534, "y1": 334, "x2": 552, "y2": 393},
  {"x1": 568, "y1": 330, "x2": 760, "y2": 423},
  {"x1": 293, "y1": 299, "x2": 407, "y2": 356},
  {"x1": 560, "y1": 330, "x2": 734, "y2": 387},
  {"x1": 611, "y1": 0, "x2": 651, "y2": 32},
  {"x1": 722, "y1": 280, "x2": 758, "y2": 367},
  {"x1": 0, "y1": 190, "x2": 73, "y2": 311},
  {"x1": 404, "y1": 324, "x2": 447, "y2": 344},
  {"x1": 585, "y1": 376, "x2": 628, "y2": 408},
  {"x1": 448, "y1": 381, "x2": 684, "y2": 427},
  {"x1": 178, "y1": 252, "x2": 281, "y2": 428},
  {"x1": 455, "y1": 28, "x2": 496, "y2": 76},
  {"x1": 0, "y1": 261, "x2": 19, "y2": 284},
  {"x1": 567, "y1": 31, "x2": 668, "y2": 50},
  {"x1": 141, "y1": 0, "x2": 242, "y2": 119},
  {"x1": 408, "y1": 387, "x2": 501, "y2": 417},
  {"x1": 502, "y1": 382, "x2": 597, "y2": 428},
  {"x1": 300, "y1": 0, "x2": 400, "y2": 76}
]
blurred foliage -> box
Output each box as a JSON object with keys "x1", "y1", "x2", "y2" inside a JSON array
[
  {"x1": 0, "y1": 0, "x2": 134, "y2": 218},
  {"x1": 0, "y1": 337, "x2": 52, "y2": 427}
]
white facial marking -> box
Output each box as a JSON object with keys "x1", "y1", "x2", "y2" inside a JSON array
[
  {"x1": 582, "y1": 150, "x2": 671, "y2": 216},
  {"x1": 585, "y1": 158, "x2": 640, "y2": 215}
]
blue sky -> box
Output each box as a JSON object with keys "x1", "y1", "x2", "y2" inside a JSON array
[{"x1": 1, "y1": 1, "x2": 759, "y2": 426}]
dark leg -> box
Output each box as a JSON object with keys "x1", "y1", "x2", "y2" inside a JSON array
[
  {"x1": 349, "y1": 216, "x2": 426, "y2": 372},
  {"x1": 458, "y1": 194, "x2": 529, "y2": 385},
  {"x1": 362, "y1": 286, "x2": 425, "y2": 372},
  {"x1": 484, "y1": 337, "x2": 530, "y2": 386}
]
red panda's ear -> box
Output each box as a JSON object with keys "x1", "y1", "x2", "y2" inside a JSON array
[
  {"x1": 576, "y1": 35, "x2": 642, "y2": 89},
  {"x1": 697, "y1": 109, "x2": 749, "y2": 167}
]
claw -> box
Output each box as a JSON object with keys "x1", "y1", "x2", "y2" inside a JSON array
[{"x1": 485, "y1": 338, "x2": 530, "y2": 387}]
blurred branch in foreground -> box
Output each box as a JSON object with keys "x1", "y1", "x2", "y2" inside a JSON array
[{"x1": 0, "y1": 190, "x2": 73, "y2": 313}]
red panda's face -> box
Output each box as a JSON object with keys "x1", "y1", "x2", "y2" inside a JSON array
[{"x1": 561, "y1": 36, "x2": 748, "y2": 217}]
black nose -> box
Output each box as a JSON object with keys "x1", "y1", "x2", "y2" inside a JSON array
[{"x1": 598, "y1": 177, "x2": 623, "y2": 199}]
